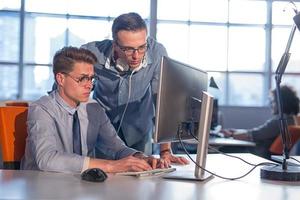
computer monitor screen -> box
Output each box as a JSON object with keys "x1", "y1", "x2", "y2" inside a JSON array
[
  {"x1": 153, "y1": 56, "x2": 214, "y2": 181},
  {"x1": 154, "y1": 56, "x2": 208, "y2": 143}
]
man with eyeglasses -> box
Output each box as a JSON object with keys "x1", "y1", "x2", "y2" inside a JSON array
[
  {"x1": 21, "y1": 46, "x2": 168, "y2": 173},
  {"x1": 82, "y1": 12, "x2": 189, "y2": 165}
]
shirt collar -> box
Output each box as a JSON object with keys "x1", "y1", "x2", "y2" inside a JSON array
[{"x1": 53, "y1": 90, "x2": 79, "y2": 115}]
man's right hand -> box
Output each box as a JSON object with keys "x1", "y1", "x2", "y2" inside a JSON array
[
  {"x1": 220, "y1": 129, "x2": 235, "y2": 138},
  {"x1": 105, "y1": 156, "x2": 154, "y2": 173},
  {"x1": 89, "y1": 156, "x2": 153, "y2": 173},
  {"x1": 89, "y1": 155, "x2": 170, "y2": 173}
]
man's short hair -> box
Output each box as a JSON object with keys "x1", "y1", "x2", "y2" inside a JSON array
[
  {"x1": 53, "y1": 46, "x2": 97, "y2": 77},
  {"x1": 112, "y1": 12, "x2": 147, "y2": 41}
]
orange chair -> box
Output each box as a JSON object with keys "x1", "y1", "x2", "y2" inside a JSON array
[
  {"x1": 5, "y1": 101, "x2": 29, "y2": 107},
  {"x1": 0, "y1": 106, "x2": 28, "y2": 169},
  {"x1": 269, "y1": 126, "x2": 300, "y2": 155}
]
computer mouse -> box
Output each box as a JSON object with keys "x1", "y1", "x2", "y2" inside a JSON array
[{"x1": 81, "y1": 168, "x2": 107, "y2": 182}]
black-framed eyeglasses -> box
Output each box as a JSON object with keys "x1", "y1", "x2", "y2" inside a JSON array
[
  {"x1": 115, "y1": 42, "x2": 148, "y2": 56},
  {"x1": 62, "y1": 72, "x2": 98, "y2": 86}
]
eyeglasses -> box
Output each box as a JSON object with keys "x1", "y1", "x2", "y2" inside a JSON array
[
  {"x1": 116, "y1": 42, "x2": 148, "y2": 56},
  {"x1": 62, "y1": 72, "x2": 98, "y2": 86}
]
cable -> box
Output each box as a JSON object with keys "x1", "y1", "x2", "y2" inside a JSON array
[
  {"x1": 189, "y1": 128, "x2": 258, "y2": 166},
  {"x1": 208, "y1": 145, "x2": 257, "y2": 167},
  {"x1": 178, "y1": 131, "x2": 278, "y2": 180},
  {"x1": 116, "y1": 70, "x2": 135, "y2": 134},
  {"x1": 290, "y1": 157, "x2": 300, "y2": 164}
]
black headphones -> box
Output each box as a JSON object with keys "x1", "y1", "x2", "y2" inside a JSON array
[{"x1": 114, "y1": 58, "x2": 132, "y2": 76}]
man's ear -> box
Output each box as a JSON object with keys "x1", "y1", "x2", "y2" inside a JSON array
[
  {"x1": 112, "y1": 41, "x2": 117, "y2": 49},
  {"x1": 55, "y1": 73, "x2": 65, "y2": 87}
]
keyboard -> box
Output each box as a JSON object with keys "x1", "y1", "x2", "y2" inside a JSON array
[
  {"x1": 209, "y1": 132, "x2": 224, "y2": 138},
  {"x1": 116, "y1": 167, "x2": 176, "y2": 177}
]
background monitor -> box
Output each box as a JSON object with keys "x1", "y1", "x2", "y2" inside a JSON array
[
  {"x1": 211, "y1": 99, "x2": 219, "y2": 130},
  {"x1": 153, "y1": 56, "x2": 213, "y2": 181}
]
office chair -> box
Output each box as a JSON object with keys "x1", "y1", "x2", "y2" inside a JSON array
[
  {"x1": 5, "y1": 101, "x2": 29, "y2": 107},
  {"x1": 269, "y1": 126, "x2": 300, "y2": 155},
  {"x1": 0, "y1": 106, "x2": 28, "y2": 169}
]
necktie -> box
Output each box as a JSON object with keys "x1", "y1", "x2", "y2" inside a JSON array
[{"x1": 73, "y1": 111, "x2": 82, "y2": 155}]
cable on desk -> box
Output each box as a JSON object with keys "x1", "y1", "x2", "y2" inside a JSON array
[
  {"x1": 290, "y1": 157, "x2": 300, "y2": 164},
  {"x1": 178, "y1": 131, "x2": 278, "y2": 181},
  {"x1": 208, "y1": 146, "x2": 257, "y2": 166},
  {"x1": 189, "y1": 130, "x2": 260, "y2": 167}
]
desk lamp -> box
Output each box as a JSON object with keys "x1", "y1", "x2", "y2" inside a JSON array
[{"x1": 260, "y1": 7, "x2": 300, "y2": 182}]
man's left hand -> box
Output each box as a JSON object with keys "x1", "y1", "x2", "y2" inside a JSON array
[
  {"x1": 134, "y1": 152, "x2": 170, "y2": 169},
  {"x1": 160, "y1": 150, "x2": 189, "y2": 165}
]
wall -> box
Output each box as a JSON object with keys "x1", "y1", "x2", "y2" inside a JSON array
[{"x1": 219, "y1": 106, "x2": 272, "y2": 129}]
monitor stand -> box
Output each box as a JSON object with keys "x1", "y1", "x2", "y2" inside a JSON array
[
  {"x1": 163, "y1": 92, "x2": 214, "y2": 181},
  {"x1": 163, "y1": 171, "x2": 212, "y2": 181}
]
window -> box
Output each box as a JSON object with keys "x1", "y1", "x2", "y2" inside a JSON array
[
  {"x1": 157, "y1": 0, "x2": 300, "y2": 106},
  {"x1": 228, "y1": 26, "x2": 265, "y2": 72},
  {"x1": 68, "y1": 19, "x2": 112, "y2": 46},
  {"x1": 0, "y1": 0, "x2": 149, "y2": 100},
  {"x1": 228, "y1": 73, "x2": 264, "y2": 106},
  {"x1": 1, "y1": 0, "x2": 300, "y2": 107},
  {"x1": 0, "y1": 14, "x2": 19, "y2": 62},
  {"x1": 0, "y1": 65, "x2": 19, "y2": 99},
  {"x1": 189, "y1": 25, "x2": 228, "y2": 71}
]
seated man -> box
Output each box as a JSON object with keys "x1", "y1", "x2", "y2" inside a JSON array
[{"x1": 21, "y1": 47, "x2": 167, "y2": 173}]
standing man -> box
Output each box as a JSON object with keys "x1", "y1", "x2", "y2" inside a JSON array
[
  {"x1": 82, "y1": 12, "x2": 188, "y2": 165},
  {"x1": 21, "y1": 47, "x2": 166, "y2": 173}
]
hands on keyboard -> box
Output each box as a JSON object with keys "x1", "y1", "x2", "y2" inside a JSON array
[
  {"x1": 116, "y1": 167, "x2": 176, "y2": 177},
  {"x1": 210, "y1": 132, "x2": 225, "y2": 138}
]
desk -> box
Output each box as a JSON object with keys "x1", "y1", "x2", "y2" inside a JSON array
[
  {"x1": 0, "y1": 154, "x2": 300, "y2": 200},
  {"x1": 174, "y1": 137, "x2": 255, "y2": 154},
  {"x1": 182, "y1": 137, "x2": 255, "y2": 147},
  {"x1": 209, "y1": 137, "x2": 255, "y2": 147}
]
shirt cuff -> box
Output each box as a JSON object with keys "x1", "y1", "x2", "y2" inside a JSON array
[{"x1": 81, "y1": 157, "x2": 90, "y2": 173}]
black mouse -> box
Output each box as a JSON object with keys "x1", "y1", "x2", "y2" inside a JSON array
[{"x1": 81, "y1": 168, "x2": 107, "y2": 182}]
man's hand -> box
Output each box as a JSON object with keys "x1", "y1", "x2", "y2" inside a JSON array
[
  {"x1": 220, "y1": 129, "x2": 250, "y2": 140},
  {"x1": 107, "y1": 156, "x2": 153, "y2": 173},
  {"x1": 133, "y1": 152, "x2": 170, "y2": 169},
  {"x1": 220, "y1": 129, "x2": 235, "y2": 138},
  {"x1": 160, "y1": 150, "x2": 189, "y2": 165}
]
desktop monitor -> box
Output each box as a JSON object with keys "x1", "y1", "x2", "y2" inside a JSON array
[{"x1": 153, "y1": 56, "x2": 214, "y2": 181}]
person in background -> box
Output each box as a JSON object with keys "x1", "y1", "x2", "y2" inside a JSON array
[
  {"x1": 21, "y1": 46, "x2": 168, "y2": 173},
  {"x1": 222, "y1": 85, "x2": 300, "y2": 158},
  {"x1": 82, "y1": 12, "x2": 188, "y2": 165}
]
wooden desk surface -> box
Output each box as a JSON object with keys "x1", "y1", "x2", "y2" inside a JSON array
[{"x1": 0, "y1": 154, "x2": 300, "y2": 200}]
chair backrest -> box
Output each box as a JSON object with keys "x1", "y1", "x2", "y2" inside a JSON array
[
  {"x1": 0, "y1": 106, "x2": 28, "y2": 169},
  {"x1": 269, "y1": 126, "x2": 300, "y2": 155},
  {"x1": 5, "y1": 101, "x2": 29, "y2": 107}
]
